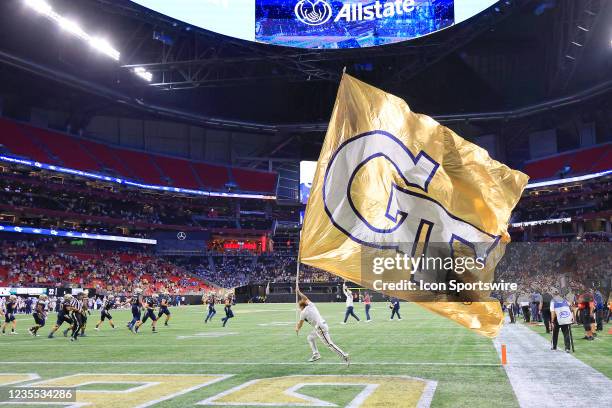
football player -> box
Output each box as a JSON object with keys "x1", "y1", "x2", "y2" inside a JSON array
[
  {"x1": 137, "y1": 293, "x2": 158, "y2": 333},
  {"x1": 79, "y1": 291, "x2": 91, "y2": 337},
  {"x1": 221, "y1": 294, "x2": 234, "y2": 327},
  {"x1": 127, "y1": 289, "x2": 143, "y2": 333},
  {"x1": 204, "y1": 294, "x2": 216, "y2": 323},
  {"x1": 157, "y1": 291, "x2": 171, "y2": 326},
  {"x1": 1, "y1": 295, "x2": 18, "y2": 335},
  {"x1": 296, "y1": 285, "x2": 350, "y2": 365},
  {"x1": 48, "y1": 294, "x2": 74, "y2": 338},
  {"x1": 28, "y1": 294, "x2": 48, "y2": 336},
  {"x1": 95, "y1": 295, "x2": 116, "y2": 331}
]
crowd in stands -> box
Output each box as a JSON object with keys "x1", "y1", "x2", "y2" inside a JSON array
[
  {"x1": 0, "y1": 238, "x2": 210, "y2": 295},
  {"x1": 0, "y1": 166, "x2": 277, "y2": 236},
  {"x1": 511, "y1": 179, "x2": 611, "y2": 223},
  {"x1": 493, "y1": 241, "x2": 611, "y2": 303},
  {"x1": 172, "y1": 254, "x2": 341, "y2": 288}
]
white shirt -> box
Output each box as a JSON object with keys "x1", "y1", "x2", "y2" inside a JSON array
[
  {"x1": 344, "y1": 289, "x2": 354, "y2": 307},
  {"x1": 300, "y1": 302, "x2": 324, "y2": 327}
]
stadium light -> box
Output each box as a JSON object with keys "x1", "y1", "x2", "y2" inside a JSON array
[
  {"x1": 25, "y1": 0, "x2": 52, "y2": 14},
  {"x1": 133, "y1": 67, "x2": 153, "y2": 82},
  {"x1": 90, "y1": 37, "x2": 121, "y2": 61},
  {"x1": 57, "y1": 16, "x2": 87, "y2": 39},
  {"x1": 23, "y1": 0, "x2": 121, "y2": 61}
]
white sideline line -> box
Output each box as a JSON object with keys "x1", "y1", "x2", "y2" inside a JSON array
[
  {"x1": 494, "y1": 323, "x2": 612, "y2": 408},
  {"x1": 0, "y1": 361, "x2": 501, "y2": 367}
]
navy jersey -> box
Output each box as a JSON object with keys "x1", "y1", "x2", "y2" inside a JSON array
[
  {"x1": 5, "y1": 301, "x2": 16, "y2": 314},
  {"x1": 145, "y1": 297, "x2": 156, "y2": 310},
  {"x1": 159, "y1": 295, "x2": 169, "y2": 307},
  {"x1": 35, "y1": 300, "x2": 46, "y2": 313},
  {"x1": 131, "y1": 295, "x2": 141, "y2": 306},
  {"x1": 102, "y1": 300, "x2": 115, "y2": 311},
  {"x1": 61, "y1": 299, "x2": 71, "y2": 313}
]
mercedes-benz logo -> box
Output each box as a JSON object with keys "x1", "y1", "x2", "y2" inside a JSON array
[{"x1": 177, "y1": 232, "x2": 187, "y2": 240}]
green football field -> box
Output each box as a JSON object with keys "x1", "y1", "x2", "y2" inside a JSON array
[
  {"x1": 525, "y1": 319, "x2": 612, "y2": 378},
  {"x1": 0, "y1": 303, "x2": 519, "y2": 407}
]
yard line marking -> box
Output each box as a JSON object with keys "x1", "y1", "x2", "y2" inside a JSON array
[{"x1": 0, "y1": 361, "x2": 502, "y2": 367}]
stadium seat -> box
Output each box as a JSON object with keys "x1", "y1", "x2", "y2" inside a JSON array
[
  {"x1": 153, "y1": 156, "x2": 201, "y2": 189},
  {"x1": 0, "y1": 117, "x2": 278, "y2": 193},
  {"x1": 112, "y1": 148, "x2": 165, "y2": 185},
  {"x1": 232, "y1": 168, "x2": 277, "y2": 193},
  {"x1": 524, "y1": 144, "x2": 611, "y2": 179},
  {"x1": 0, "y1": 118, "x2": 54, "y2": 163},
  {"x1": 191, "y1": 162, "x2": 230, "y2": 190},
  {"x1": 22, "y1": 125, "x2": 101, "y2": 171}
]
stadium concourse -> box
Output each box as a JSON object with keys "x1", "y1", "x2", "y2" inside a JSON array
[{"x1": 1, "y1": 0, "x2": 612, "y2": 407}]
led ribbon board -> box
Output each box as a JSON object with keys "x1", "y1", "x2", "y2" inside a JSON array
[
  {"x1": 0, "y1": 224, "x2": 157, "y2": 245},
  {"x1": 0, "y1": 155, "x2": 275, "y2": 200},
  {"x1": 130, "y1": 0, "x2": 499, "y2": 49}
]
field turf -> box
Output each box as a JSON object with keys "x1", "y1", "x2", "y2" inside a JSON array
[
  {"x1": 0, "y1": 303, "x2": 519, "y2": 407},
  {"x1": 524, "y1": 320, "x2": 612, "y2": 378}
]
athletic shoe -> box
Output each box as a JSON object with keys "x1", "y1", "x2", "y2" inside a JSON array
[
  {"x1": 47, "y1": 334, "x2": 54, "y2": 338},
  {"x1": 10, "y1": 332, "x2": 18, "y2": 335},
  {"x1": 94, "y1": 328, "x2": 99, "y2": 331},
  {"x1": 28, "y1": 328, "x2": 34, "y2": 336},
  {"x1": 343, "y1": 354, "x2": 351, "y2": 367},
  {"x1": 63, "y1": 329, "x2": 69, "y2": 337},
  {"x1": 340, "y1": 322, "x2": 347, "y2": 325},
  {"x1": 308, "y1": 354, "x2": 321, "y2": 362}
]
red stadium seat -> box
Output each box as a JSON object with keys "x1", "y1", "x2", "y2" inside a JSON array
[
  {"x1": 523, "y1": 144, "x2": 611, "y2": 179},
  {"x1": 0, "y1": 118, "x2": 54, "y2": 163},
  {"x1": 232, "y1": 168, "x2": 278, "y2": 193},
  {"x1": 22, "y1": 125, "x2": 101, "y2": 171},
  {"x1": 0, "y1": 117, "x2": 278, "y2": 193},
  {"x1": 78, "y1": 139, "x2": 137, "y2": 178},
  {"x1": 112, "y1": 148, "x2": 165, "y2": 185},
  {"x1": 154, "y1": 156, "x2": 201, "y2": 189},
  {"x1": 191, "y1": 162, "x2": 230, "y2": 190}
]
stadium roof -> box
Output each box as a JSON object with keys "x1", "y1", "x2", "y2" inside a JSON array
[{"x1": 0, "y1": 0, "x2": 610, "y2": 129}]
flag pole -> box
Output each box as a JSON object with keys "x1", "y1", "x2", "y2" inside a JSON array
[{"x1": 295, "y1": 230, "x2": 303, "y2": 326}]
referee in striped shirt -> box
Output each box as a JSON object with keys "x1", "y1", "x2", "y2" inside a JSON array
[{"x1": 69, "y1": 292, "x2": 86, "y2": 342}]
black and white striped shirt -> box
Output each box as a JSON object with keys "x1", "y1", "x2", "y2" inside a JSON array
[{"x1": 69, "y1": 298, "x2": 82, "y2": 312}]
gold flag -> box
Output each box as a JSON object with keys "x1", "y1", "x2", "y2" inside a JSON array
[{"x1": 299, "y1": 74, "x2": 529, "y2": 337}]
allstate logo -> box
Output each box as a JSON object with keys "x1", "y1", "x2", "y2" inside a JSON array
[{"x1": 295, "y1": 0, "x2": 333, "y2": 26}]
